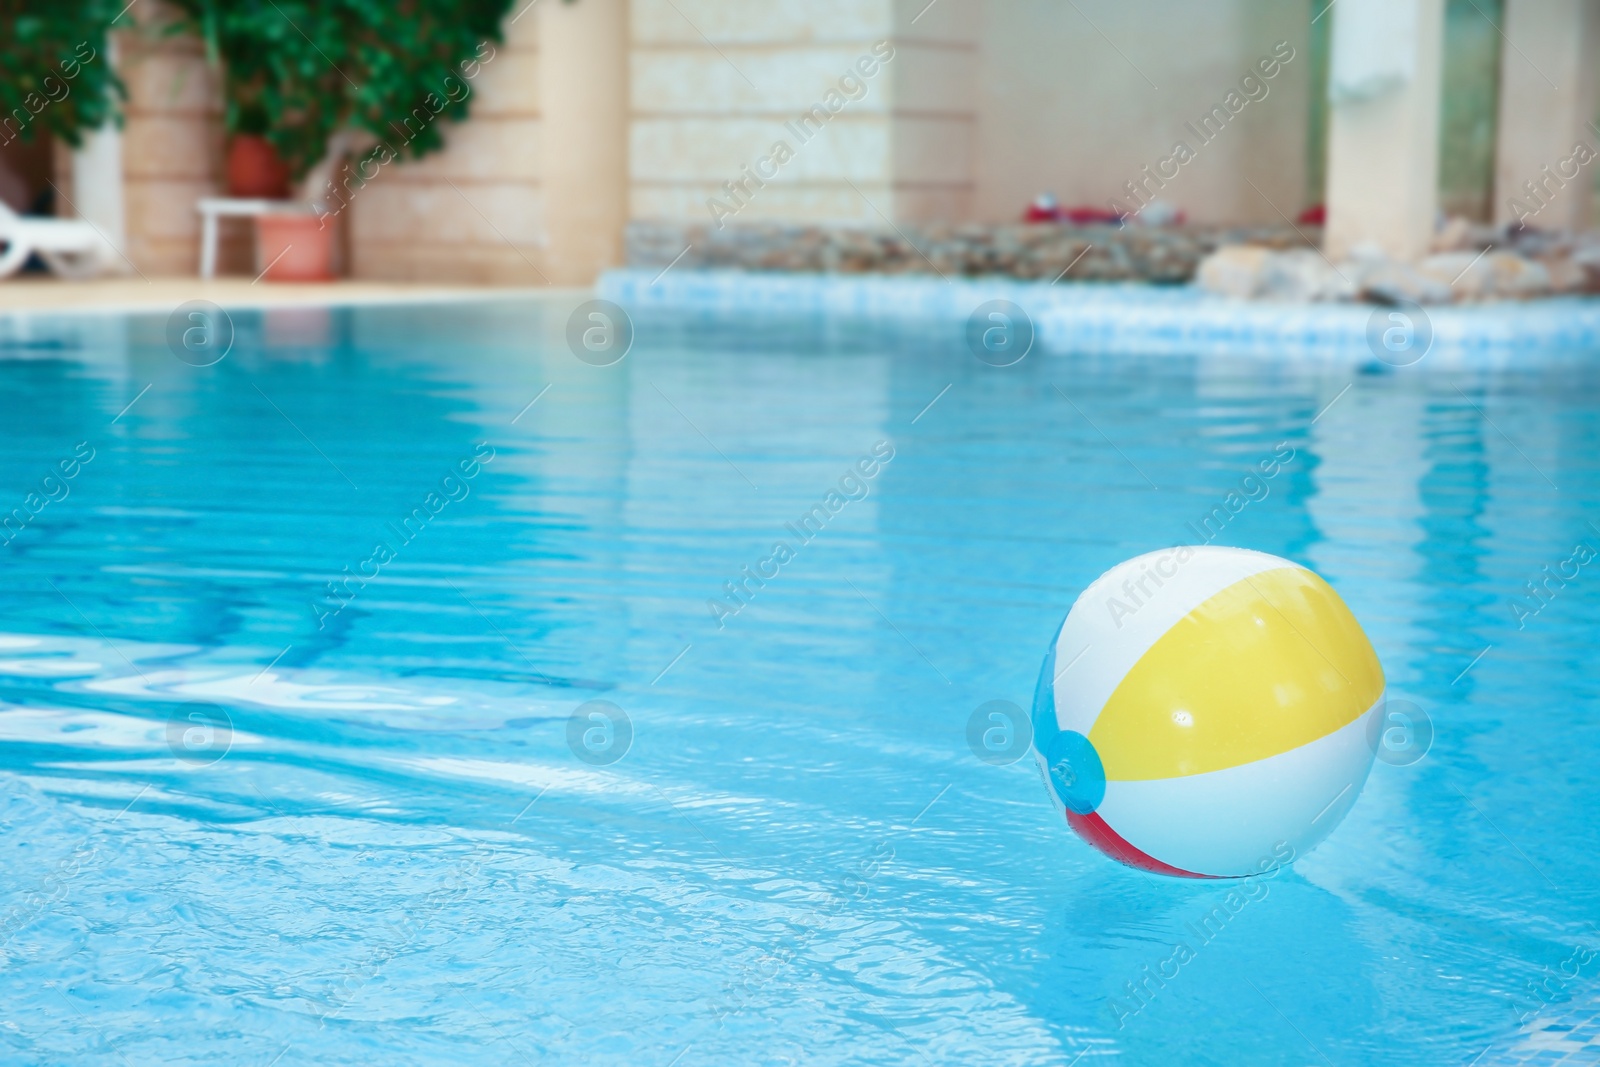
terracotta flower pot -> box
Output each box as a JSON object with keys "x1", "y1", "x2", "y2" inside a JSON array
[
  {"x1": 254, "y1": 212, "x2": 337, "y2": 282},
  {"x1": 226, "y1": 135, "x2": 291, "y2": 199}
]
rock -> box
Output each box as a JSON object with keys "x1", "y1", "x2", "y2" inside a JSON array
[
  {"x1": 1509, "y1": 227, "x2": 1577, "y2": 261},
  {"x1": 1355, "y1": 260, "x2": 1455, "y2": 305},
  {"x1": 1343, "y1": 241, "x2": 1391, "y2": 267},
  {"x1": 1432, "y1": 215, "x2": 1474, "y2": 252},
  {"x1": 1416, "y1": 250, "x2": 1551, "y2": 301},
  {"x1": 1487, "y1": 251, "x2": 1551, "y2": 299},
  {"x1": 1537, "y1": 255, "x2": 1589, "y2": 294},
  {"x1": 1196, "y1": 245, "x2": 1272, "y2": 298},
  {"x1": 1135, "y1": 200, "x2": 1185, "y2": 227},
  {"x1": 1418, "y1": 252, "x2": 1492, "y2": 300},
  {"x1": 1201, "y1": 244, "x2": 1453, "y2": 305},
  {"x1": 1259, "y1": 249, "x2": 1356, "y2": 302},
  {"x1": 623, "y1": 221, "x2": 1567, "y2": 296},
  {"x1": 1572, "y1": 243, "x2": 1600, "y2": 291}
]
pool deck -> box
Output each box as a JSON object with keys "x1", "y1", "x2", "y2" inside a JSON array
[{"x1": 0, "y1": 276, "x2": 575, "y2": 315}]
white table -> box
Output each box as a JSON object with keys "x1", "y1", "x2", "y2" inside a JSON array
[{"x1": 196, "y1": 198, "x2": 315, "y2": 278}]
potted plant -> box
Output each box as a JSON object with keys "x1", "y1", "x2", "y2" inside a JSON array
[
  {"x1": 224, "y1": 104, "x2": 290, "y2": 199},
  {"x1": 163, "y1": 0, "x2": 514, "y2": 280}
]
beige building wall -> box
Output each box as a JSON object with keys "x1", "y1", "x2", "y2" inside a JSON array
[
  {"x1": 629, "y1": 0, "x2": 975, "y2": 227},
  {"x1": 349, "y1": 11, "x2": 544, "y2": 284},
  {"x1": 973, "y1": 0, "x2": 1310, "y2": 225},
  {"x1": 889, "y1": 0, "x2": 976, "y2": 221},
  {"x1": 347, "y1": 0, "x2": 628, "y2": 286},
  {"x1": 1492, "y1": 0, "x2": 1600, "y2": 231},
  {"x1": 86, "y1": 0, "x2": 1600, "y2": 283}
]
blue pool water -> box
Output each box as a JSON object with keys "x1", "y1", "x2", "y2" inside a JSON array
[{"x1": 2, "y1": 297, "x2": 1599, "y2": 1065}]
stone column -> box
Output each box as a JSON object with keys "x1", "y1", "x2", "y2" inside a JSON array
[
  {"x1": 539, "y1": 0, "x2": 629, "y2": 283},
  {"x1": 69, "y1": 125, "x2": 130, "y2": 273},
  {"x1": 65, "y1": 33, "x2": 129, "y2": 278},
  {"x1": 1492, "y1": 0, "x2": 1600, "y2": 231},
  {"x1": 1324, "y1": 0, "x2": 1445, "y2": 261}
]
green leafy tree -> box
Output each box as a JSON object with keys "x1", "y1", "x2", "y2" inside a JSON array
[
  {"x1": 0, "y1": 0, "x2": 128, "y2": 146},
  {"x1": 163, "y1": 0, "x2": 516, "y2": 180}
]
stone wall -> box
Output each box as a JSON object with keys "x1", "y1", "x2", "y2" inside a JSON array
[
  {"x1": 348, "y1": 9, "x2": 545, "y2": 284},
  {"x1": 626, "y1": 220, "x2": 1313, "y2": 282},
  {"x1": 115, "y1": 15, "x2": 246, "y2": 276},
  {"x1": 627, "y1": 0, "x2": 1312, "y2": 233},
  {"x1": 974, "y1": 0, "x2": 1311, "y2": 226}
]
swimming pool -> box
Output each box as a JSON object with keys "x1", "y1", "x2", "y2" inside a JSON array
[{"x1": 2, "y1": 296, "x2": 1598, "y2": 1065}]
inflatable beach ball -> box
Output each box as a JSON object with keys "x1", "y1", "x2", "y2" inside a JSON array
[{"x1": 1032, "y1": 547, "x2": 1385, "y2": 878}]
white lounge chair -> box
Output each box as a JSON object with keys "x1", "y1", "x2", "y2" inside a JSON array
[{"x1": 0, "y1": 200, "x2": 109, "y2": 279}]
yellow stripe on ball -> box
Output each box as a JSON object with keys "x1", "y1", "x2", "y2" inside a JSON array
[{"x1": 1088, "y1": 565, "x2": 1385, "y2": 782}]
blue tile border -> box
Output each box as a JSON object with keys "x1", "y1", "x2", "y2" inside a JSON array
[
  {"x1": 599, "y1": 269, "x2": 1600, "y2": 361},
  {"x1": 600, "y1": 267, "x2": 1098, "y2": 323}
]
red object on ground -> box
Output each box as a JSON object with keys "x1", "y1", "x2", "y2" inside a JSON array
[
  {"x1": 226, "y1": 135, "x2": 292, "y2": 199},
  {"x1": 1062, "y1": 205, "x2": 1124, "y2": 225},
  {"x1": 1064, "y1": 809, "x2": 1216, "y2": 879},
  {"x1": 1296, "y1": 203, "x2": 1326, "y2": 226},
  {"x1": 1023, "y1": 202, "x2": 1060, "y2": 223},
  {"x1": 254, "y1": 213, "x2": 336, "y2": 282}
]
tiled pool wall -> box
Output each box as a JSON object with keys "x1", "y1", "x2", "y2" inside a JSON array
[{"x1": 600, "y1": 269, "x2": 1600, "y2": 361}]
